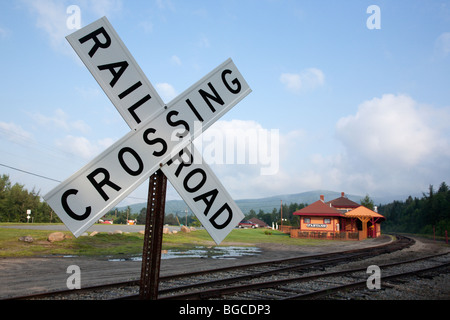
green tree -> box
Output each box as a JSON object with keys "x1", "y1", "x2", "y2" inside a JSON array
[
  {"x1": 137, "y1": 207, "x2": 147, "y2": 225},
  {"x1": 360, "y1": 194, "x2": 374, "y2": 210}
]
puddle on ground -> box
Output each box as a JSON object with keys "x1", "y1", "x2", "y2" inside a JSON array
[{"x1": 108, "y1": 246, "x2": 261, "y2": 261}]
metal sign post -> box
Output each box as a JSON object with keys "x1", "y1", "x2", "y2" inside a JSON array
[{"x1": 139, "y1": 170, "x2": 167, "y2": 300}]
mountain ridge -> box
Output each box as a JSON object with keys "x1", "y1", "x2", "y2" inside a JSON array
[{"x1": 117, "y1": 190, "x2": 406, "y2": 216}]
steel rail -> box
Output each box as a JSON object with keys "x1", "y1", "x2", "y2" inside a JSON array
[
  {"x1": 286, "y1": 260, "x2": 450, "y2": 300},
  {"x1": 159, "y1": 252, "x2": 450, "y2": 300}
]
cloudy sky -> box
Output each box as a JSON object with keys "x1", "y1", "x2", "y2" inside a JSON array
[{"x1": 1, "y1": 0, "x2": 449, "y2": 206}]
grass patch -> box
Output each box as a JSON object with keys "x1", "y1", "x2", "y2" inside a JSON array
[
  {"x1": 0, "y1": 225, "x2": 327, "y2": 258},
  {"x1": 0, "y1": 228, "x2": 146, "y2": 258},
  {"x1": 0, "y1": 228, "x2": 77, "y2": 257},
  {"x1": 222, "y1": 228, "x2": 326, "y2": 246}
]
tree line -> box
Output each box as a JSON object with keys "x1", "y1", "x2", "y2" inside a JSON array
[
  {"x1": 102, "y1": 208, "x2": 202, "y2": 227},
  {"x1": 244, "y1": 202, "x2": 307, "y2": 227},
  {"x1": 0, "y1": 174, "x2": 57, "y2": 223},
  {"x1": 378, "y1": 182, "x2": 450, "y2": 237}
]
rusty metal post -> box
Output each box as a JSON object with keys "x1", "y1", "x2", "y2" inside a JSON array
[{"x1": 139, "y1": 169, "x2": 167, "y2": 300}]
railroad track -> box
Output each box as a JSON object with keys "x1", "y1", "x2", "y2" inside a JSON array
[
  {"x1": 161, "y1": 251, "x2": 449, "y2": 300},
  {"x1": 9, "y1": 234, "x2": 430, "y2": 300}
]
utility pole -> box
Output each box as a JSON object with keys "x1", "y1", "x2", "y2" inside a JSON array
[{"x1": 280, "y1": 200, "x2": 283, "y2": 229}]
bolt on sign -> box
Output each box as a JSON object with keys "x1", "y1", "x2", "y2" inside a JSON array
[{"x1": 44, "y1": 17, "x2": 251, "y2": 245}]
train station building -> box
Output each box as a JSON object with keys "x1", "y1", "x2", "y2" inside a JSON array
[{"x1": 290, "y1": 193, "x2": 385, "y2": 240}]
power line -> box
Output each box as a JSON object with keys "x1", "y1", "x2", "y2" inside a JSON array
[
  {"x1": 0, "y1": 162, "x2": 150, "y2": 202},
  {"x1": 0, "y1": 163, "x2": 61, "y2": 183}
]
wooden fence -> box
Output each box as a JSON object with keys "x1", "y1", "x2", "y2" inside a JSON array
[{"x1": 290, "y1": 229, "x2": 361, "y2": 240}]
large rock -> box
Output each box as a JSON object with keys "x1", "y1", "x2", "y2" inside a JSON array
[
  {"x1": 48, "y1": 232, "x2": 65, "y2": 242},
  {"x1": 18, "y1": 236, "x2": 34, "y2": 243},
  {"x1": 180, "y1": 226, "x2": 190, "y2": 233}
]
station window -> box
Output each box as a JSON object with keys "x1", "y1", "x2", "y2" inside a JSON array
[
  {"x1": 304, "y1": 218, "x2": 311, "y2": 223},
  {"x1": 324, "y1": 218, "x2": 331, "y2": 224}
]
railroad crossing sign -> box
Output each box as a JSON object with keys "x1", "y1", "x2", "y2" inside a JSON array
[{"x1": 44, "y1": 17, "x2": 251, "y2": 245}]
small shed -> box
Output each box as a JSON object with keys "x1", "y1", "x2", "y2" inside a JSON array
[{"x1": 248, "y1": 218, "x2": 268, "y2": 228}]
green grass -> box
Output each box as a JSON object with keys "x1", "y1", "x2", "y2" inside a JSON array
[
  {"x1": 0, "y1": 224, "x2": 328, "y2": 258},
  {"x1": 0, "y1": 228, "x2": 146, "y2": 257}
]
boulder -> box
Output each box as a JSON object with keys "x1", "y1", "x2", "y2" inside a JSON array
[
  {"x1": 180, "y1": 226, "x2": 190, "y2": 233},
  {"x1": 89, "y1": 231, "x2": 99, "y2": 237},
  {"x1": 18, "y1": 236, "x2": 34, "y2": 243},
  {"x1": 48, "y1": 232, "x2": 65, "y2": 242},
  {"x1": 113, "y1": 230, "x2": 123, "y2": 235},
  {"x1": 163, "y1": 227, "x2": 171, "y2": 234},
  {"x1": 138, "y1": 230, "x2": 145, "y2": 235}
]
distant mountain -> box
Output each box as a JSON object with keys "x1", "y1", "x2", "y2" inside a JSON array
[{"x1": 117, "y1": 190, "x2": 386, "y2": 216}]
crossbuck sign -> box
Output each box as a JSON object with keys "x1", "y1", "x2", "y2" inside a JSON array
[{"x1": 44, "y1": 17, "x2": 251, "y2": 244}]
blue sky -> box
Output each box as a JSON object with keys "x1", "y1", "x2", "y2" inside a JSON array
[{"x1": 1, "y1": 0, "x2": 450, "y2": 206}]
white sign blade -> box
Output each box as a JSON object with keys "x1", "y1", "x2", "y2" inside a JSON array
[{"x1": 44, "y1": 55, "x2": 250, "y2": 238}]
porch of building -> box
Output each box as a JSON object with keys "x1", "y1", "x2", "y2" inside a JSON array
[{"x1": 342, "y1": 205, "x2": 385, "y2": 240}]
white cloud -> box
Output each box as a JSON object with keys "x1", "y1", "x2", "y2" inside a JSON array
[
  {"x1": 0, "y1": 122, "x2": 34, "y2": 144},
  {"x1": 22, "y1": 0, "x2": 123, "y2": 54},
  {"x1": 171, "y1": 55, "x2": 182, "y2": 66},
  {"x1": 86, "y1": 0, "x2": 122, "y2": 18},
  {"x1": 190, "y1": 119, "x2": 287, "y2": 198},
  {"x1": 336, "y1": 94, "x2": 440, "y2": 168},
  {"x1": 334, "y1": 94, "x2": 450, "y2": 195},
  {"x1": 280, "y1": 68, "x2": 325, "y2": 93},
  {"x1": 156, "y1": 0, "x2": 175, "y2": 11},
  {"x1": 199, "y1": 35, "x2": 210, "y2": 48},
  {"x1": 0, "y1": 27, "x2": 10, "y2": 38},
  {"x1": 22, "y1": 0, "x2": 70, "y2": 52},
  {"x1": 139, "y1": 20, "x2": 153, "y2": 33},
  {"x1": 156, "y1": 83, "x2": 177, "y2": 102},
  {"x1": 55, "y1": 135, "x2": 114, "y2": 160},
  {"x1": 31, "y1": 108, "x2": 91, "y2": 134},
  {"x1": 435, "y1": 32, "x2": 450, "y2": 57},
  {"x1": 227, "y1": 94, "x2": 450, "y2": 199}
]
